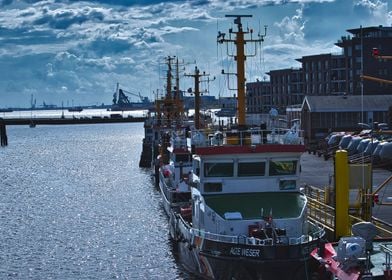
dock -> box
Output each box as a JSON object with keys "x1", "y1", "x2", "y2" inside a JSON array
[
  {"x1": 300, "y1": 152, "x2": 392, "y2": 240},
  {"x1": 0, "y1": 118, "x2": 7, "y2": 146},
  {"x1": 3, "y1": 116, "x2": 146, "y2": 126}
]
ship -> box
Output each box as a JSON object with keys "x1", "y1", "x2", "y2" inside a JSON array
[
  {"x1": 68, "y1": 106, "x2": 83, "y2": 112},
  {"x1": 139, "y1": 56, "x2": 195, "y2": 170},
  {"x1": 156, "y1": 15, "x2": 325, "y2": 280},
  {"x1": 153, "y1": 57, "x2": 193, "y2": 216}
]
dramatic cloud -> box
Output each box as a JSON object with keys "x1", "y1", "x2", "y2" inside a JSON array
[{"x1": 0, "y1": 0, "x2": 391, "y2": 107}]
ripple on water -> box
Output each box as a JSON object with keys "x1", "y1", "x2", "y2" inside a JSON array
[{"x1": 0, "y1": 124, "x2": 187, "y2": 279}]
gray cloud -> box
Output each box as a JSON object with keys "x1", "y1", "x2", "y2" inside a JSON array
[{"x1": 0, "y1": 0, "x2": 390, "y2": 107}]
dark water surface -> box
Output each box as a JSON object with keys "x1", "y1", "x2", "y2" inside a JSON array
[{"x1": 0, "y1": 123, "x2": 188, "y2": 279}]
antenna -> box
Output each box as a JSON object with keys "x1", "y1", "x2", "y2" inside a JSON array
[
  {"x1": 217, "y1": 14, "x2": 267, "y2": 127},
  {"x1": 185, "y1": 66, "x2": 215, "y2": 129}
]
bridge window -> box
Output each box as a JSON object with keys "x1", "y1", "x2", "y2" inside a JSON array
[
  {"x1": 238, "y1": 161, "x2": 266, "y2": 177},
  {"x1": 204, "y1": 182, "x2": 222, "y2": 192},
  {"x1": 204, "y1": 162, "x2": 233, "y2": 177},
  {"x1": 279, "y1": 180, "x2": 297, "y2": 190},
  {"x1": 175, "y1": 154, "x2": 190, "y2": 162},
  {"x1": 269, "y1": 160, "x2": 297, "y2": 176}
]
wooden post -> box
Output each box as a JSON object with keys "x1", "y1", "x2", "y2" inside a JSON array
[{"x1": 0, "y1": 118, "x2": 8, "y2": 147}]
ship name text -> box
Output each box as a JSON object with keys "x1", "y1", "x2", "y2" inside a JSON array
[{"x1": 229, "y1": 247, "x2": 260, "y2": 258}]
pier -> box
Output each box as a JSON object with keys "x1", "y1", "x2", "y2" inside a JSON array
[
  {"x1": 0, "y1": 118, "x2": 7, "y2": 146},
  {"x1": 2, "y1": 116, "x2": 146, "y2": 126},
  {"x1": 300, "y1": 152, "x2": 392, "y2": 240}
]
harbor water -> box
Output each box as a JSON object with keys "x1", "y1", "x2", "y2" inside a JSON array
[{"x1": 0, "y1": 123, "x2": 191, "y2": 279}]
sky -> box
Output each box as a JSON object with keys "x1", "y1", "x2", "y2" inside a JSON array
[{"x1": 0, "y1": 0, "x2": 391, "y2": 108}]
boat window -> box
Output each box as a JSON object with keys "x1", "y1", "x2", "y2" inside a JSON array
[
  {"x1": 175, "y1": 154, "x2": 190, "y2": 162},
  {"x1": 269, "y1": 160, "x2": 297, "y2": 176},
  {"x1": 279, "y1": 180, "x2": 297, "y2": 190},
  {"x1": 204, "y1": 183, "x2": 222, "y2": 192},
  {"x1": 238, "y1": 162, "x2": 265, "y2": 177},
  {"x1": 204, "y1": 162, "x2": 233, "y2": 177}
]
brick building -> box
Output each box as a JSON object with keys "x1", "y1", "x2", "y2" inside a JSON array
[{"x1": 246, "y1": 25, "x2": 392, "y2": 114}]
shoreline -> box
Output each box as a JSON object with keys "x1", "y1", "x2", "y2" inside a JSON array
[{"x1": 3, "y1": 116, "x2": 146, "y2": 125}]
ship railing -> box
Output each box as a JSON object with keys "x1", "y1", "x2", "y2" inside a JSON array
[
  {"x1": 189, "y1": 127, "x2": 304, "y2": 147},
  {"x1": 380, "y1": 243, "x2": 392, "y2": 271},
  {"x1": 308, "y1": 220, "x2": 326, "y2": 240},
  {"x1": 189, "y1": 223, "x2": 323, "y2": 246},
  {"x1": 170, "y1": 131, "x2": 188, "y2": 149}
]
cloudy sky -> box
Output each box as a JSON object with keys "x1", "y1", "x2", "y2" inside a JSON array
[{"x1": 0, "y1": 0, "x2": 391, "y2": 108}]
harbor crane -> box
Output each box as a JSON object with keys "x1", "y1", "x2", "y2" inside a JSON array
[
  {"x1": 361, "y1": 48, "x2": 392, "y2": 84},
  {"x1": 112, "y1": 83, "x2": 150, "y2": 106}
]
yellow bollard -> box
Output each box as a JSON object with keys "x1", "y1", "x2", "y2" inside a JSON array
[{"x1": 334, "y1": 150, "x2": 350, "y2": 240}]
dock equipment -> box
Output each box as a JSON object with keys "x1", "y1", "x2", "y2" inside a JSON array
[{"x1": 305, "y1": 150, "x2": 392, "y2": 241}]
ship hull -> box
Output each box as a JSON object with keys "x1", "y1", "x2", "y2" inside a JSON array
[
  {"x1": 158, "y1": 172, "x2": 191, "y2": 218},
  {"x1": 176, "y1": 235, "x2": 319, "y2": 280},
  {"x1": 173, "y1": 216, "x2": 320, "y2": 280}
]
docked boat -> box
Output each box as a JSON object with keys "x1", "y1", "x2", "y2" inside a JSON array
[
  {"x1": 170, "y1": 124, "x2": 325, "y2": 279},
  {"x1": 166, "y1": 15, "x2": 325, "y2": 280},
  {"x1": 68, "y1": 106, "x2": 83, "y2": 112},
  {"x1": 158, "y1": 129, "x2": 193, "y2": 218}
]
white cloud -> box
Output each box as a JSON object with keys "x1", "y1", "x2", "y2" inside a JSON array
[
  {"x1": 354, "y1": 0, "x2": 392, "y2": 26},
  {"x1": 274, "y1": 5, "x2": 306, "y2": 44},
  {"x1": 0, "y1": 0, "x2": 390, "y2": 107}
]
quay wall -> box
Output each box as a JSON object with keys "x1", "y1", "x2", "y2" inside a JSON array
[{"x1": 4, "y1": 117, "x2": 146, "y2": 125}]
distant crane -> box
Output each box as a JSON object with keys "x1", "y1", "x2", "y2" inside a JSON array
[{"x1": 112, "y1": 83, "x2": 150, "y2": 106}]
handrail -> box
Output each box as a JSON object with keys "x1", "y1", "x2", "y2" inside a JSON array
[
  {"x1": 306, "y1": 191, "x2": 392, "y2": 238},
  {"x1": 190, "y1": 127, "x2": 304, "y2": 147},
  {"x1": 188, "y1": 220, "x2": 324, "y2": 246}
]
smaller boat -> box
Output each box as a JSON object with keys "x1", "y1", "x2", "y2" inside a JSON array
[
  {"x1": 214, "y1": 108, "x2": 236, "y2": 117},
  {"x1": 29, "y1": 121, "x2": 36, "y2": 128},
  {"x1": 68, "y1": 106, "x2": 83, "y2": 112},
  {"x1": 157, "y1": 128, "x2": 193, "y2": 223}
]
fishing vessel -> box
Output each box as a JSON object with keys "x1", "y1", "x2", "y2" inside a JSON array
[
  {"x1": 157, "y1": 65, "x2": 214, "y2": 223},
  {"x1": 166, "y1": 15, "x2": 325, "y2": 279}
]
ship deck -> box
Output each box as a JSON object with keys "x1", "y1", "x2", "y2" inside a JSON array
[{"x1": 204, "y1": 192, "x2": 305, "y2": 220}]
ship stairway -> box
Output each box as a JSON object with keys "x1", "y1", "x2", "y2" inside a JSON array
[{"x1": 304, "y1": 185, "x2": 392, "y2": 241}]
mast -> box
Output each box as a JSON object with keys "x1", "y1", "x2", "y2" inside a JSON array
[
  {"x1": 218, "y1": 15, "x2": 266, "y2": 127},
  {"x1": 156, "y1": 56, "x2": 186, "y2": 126},
  {"x1": 185, "y1": 66, "x2": 212, "y2": 129},
  {"x1": 174, "y1": 57, "x2": 185, "y2": 123}
]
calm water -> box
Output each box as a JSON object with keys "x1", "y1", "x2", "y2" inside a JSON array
[{"x1": 0, "y1": 123, "x2": 189, "y2": 279}]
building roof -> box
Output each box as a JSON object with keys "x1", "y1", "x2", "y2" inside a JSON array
[
  {"x1": 346, "y1": 25, "x2": 392, "y2": 36},
  {"x1": 302, "y1": 95, "x2": 392, "y2": 112}
]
